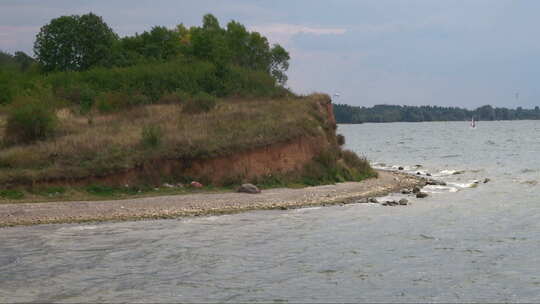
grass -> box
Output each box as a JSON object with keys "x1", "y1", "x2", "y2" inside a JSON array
[{"x1": 0, "y1": 95, "x2": 329, "y2": 185}]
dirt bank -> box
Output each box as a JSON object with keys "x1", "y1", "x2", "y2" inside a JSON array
[{"x1": 0, "y1": 170, "x2": 424, "y2": 227}]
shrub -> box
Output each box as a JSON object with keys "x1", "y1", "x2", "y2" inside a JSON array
[
  {"x1": 341, "y1": 149, "x2": 376, "y2": 179},
  {"x1": 182, "y1": 92, "x2": 217, "y2": 114},
  {"x1": 141, "y1": 124, "x2": 162, "y2": 148},
  {"x1": 4, "y1": 96, "x2": 57, "y2": 145},
  {"x1": 0, "y1": 189, "x2": 24, "y2": 200}
]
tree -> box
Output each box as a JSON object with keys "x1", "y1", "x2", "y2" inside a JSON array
[
  {"x1": 270, "y1": 44, "x2": 290, "y2": 85},
  {"x1": 34, "y1": 13, "x2": 117, "y2": 72}
]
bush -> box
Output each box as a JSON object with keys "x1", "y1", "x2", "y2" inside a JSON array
[
  {"x1": 341, "y1": 149, "x2": 376, "y2": 179},
  {"x1": 4, "y1": 96, "x2": 57, "y2": 145},
  {"x1": 141, "y1": 124, "x2": 162, "y2": 148},
  {"x1": 182, "y1": 92, "x2": 217, "y2": 114},
  {"x1": 0, "y1": 189, "x2": 24, "y2": 200}
]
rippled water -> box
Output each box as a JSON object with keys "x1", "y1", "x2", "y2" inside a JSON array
[{"x1": 2, "y1": 121, "x2": 540, "y2": 302}]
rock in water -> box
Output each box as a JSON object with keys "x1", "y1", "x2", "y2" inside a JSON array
[
  {"x1": 398, "y1": 166, "x2": 404, "y2": 170},
  {"x1": 399, "y1": 198, "x2": 409, "y2": 205},
  {"x1": 368, "y1": 197, "x2": 379, "y2": 204},
  {"x1": 416, "y1": 192, "x2": 429, "y2": 198},
  {"x1": 237, "y1": 183, "x2": 261, "y2": 194},
  {"x1": 426, "y1": 179, "x2": 447, "y2": 186},
  {"x1": 483, "y1": 178, "x2": 491, "y2": 184},
  {"x1": 401, "y1": 189, "x2": 412, "y2": 194},
  {"x1": 412, "y1": 187, "x2": 421, "y2": 194},
  {"x1": 382, "y1": 200, "x2": 398, "y2": 206}
]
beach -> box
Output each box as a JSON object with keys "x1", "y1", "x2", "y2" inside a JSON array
[{"x1": 0, "y1": 170, "x2": 423, "y2": 227}]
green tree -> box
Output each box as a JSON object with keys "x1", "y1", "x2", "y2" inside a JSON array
[
  {"x1": 270, "y1": 44, "x2": 290, "y2": 85},
  {"x1": 34, "y1": 13, "x2": 117, "y2": 72}
]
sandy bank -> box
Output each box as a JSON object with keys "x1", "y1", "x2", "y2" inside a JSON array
[{"x1": 0, "y1": 170, "x2": 423, "y2": 227}]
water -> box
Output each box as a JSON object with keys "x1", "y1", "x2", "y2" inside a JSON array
[{"x1": 2, "y1": 121, "x2": 540, "y2": 302}]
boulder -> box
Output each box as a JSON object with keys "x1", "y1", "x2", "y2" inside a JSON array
[
  {"x1": 399, "y1": 198, "x2": 409, "y2": 205},
  {"x1": 190, "y1": 181, "x2": 203, "y2": 188},
  {"x1": 368, "y1": 197, "x2": 379, "y2": 204},
  {"x1": 416, "y1": 192, "x2": 429, "y2": 198},
  {"x1": 237, "y1": 183, "x2": 261, "y2": 194}
]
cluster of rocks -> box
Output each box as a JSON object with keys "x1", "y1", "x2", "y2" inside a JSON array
[{"x1": 356, "y1": 197, "x2": 410, "y2": 207}]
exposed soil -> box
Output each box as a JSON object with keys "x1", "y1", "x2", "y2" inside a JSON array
[{"x1": 0, "y1": 170, "x2": 424, "y2": 227}]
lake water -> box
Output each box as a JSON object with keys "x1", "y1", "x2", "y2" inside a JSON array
[{"x1": 1, "y1": 121, "x2": 540, "y2": 302}]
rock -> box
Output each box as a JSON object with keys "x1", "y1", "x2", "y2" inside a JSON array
[
  {"x1": 399, "y1": 198, "x2": 409, "y2": 205},
  {"x1": 163, "y1": 183, "x2": 175, "y2": 188},
  {"x1": 452, "y1": 170, "x2": 465, "y2": 175},
  {"x1": 416, "y1": 172, "x2": 421, "y2": 175},
  {"x1": 398, "y1": 166, "x2": 404, "y2": 170},
  {"x1": 426, "y1": 173, "x2": 432, "y2": 177},
  {"x1": 415, "y1": 164, "x2": 423, "y2": 168},
  {"x1": 368, "y1": 197, "x2": 379, "y2": 204},
  {"x1": 416, "y1": 192, "x2": 429, "y2": 198},
  {"x1": 356, "y1": 198, "x2": 369, "y2": 204},
  {"x1": 190, "y1": 181, "x2": 203, "y2": 188},
  {"x1": 401, "y1": 189, "x2": 412, "y2": 194},
  {"x1": 412, "y1": 187, "x2": 421, "y2": 194},
  {"x1": 382, "y1": 200, "x2": 398, "y2": 206},
  {"x1": 426, "y1": 179, "x2": 447, "y2": 186},
  {"x1": 237, "y1": 183, "x2": 261, "y2": 194},
  {"x1": 483, "y1": 178, "x2": 491, "y2": 184}
]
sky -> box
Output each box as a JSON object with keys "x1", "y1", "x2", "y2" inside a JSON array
[{"x1": 1, "y1": 0, "x2": 539, "y2": 109}]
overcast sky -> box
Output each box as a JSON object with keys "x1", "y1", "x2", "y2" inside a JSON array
[{"x1": 1, "y1": 0, "x2": 539, "y2": 108}]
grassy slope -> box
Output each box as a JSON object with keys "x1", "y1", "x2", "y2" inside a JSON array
[{"x1": 0, "y1": 95, "x2": 328, "y2": 185}]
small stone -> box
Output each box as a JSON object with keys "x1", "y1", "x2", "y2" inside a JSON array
[
  {"x1": 483, "y1": 178, "x2": 491, "y2": 184},
  {"x1": 399, "y1": 198, "x2": 409, "y2": 205},
  {"x1": 416, "y1": 192, "x2": 429, "y2": 198},
  {"x1": 398, "y1": 166, "x2": 404, "y2": 170},
  {"x1": 412, "y1": 187, "x2": 421, "y2": 194},
  {"x1": 368, "y1": 197, "x2": 379, "y2": 204},
  {"x1": 237, "y1": 183, "x2": 261, "y2": 194},
  {"x1": 401, "y1": 189, "x2": 412, "y2": 194},
  {"x1": 382, "y1": 200, "x2": 398, "y2": 206},
  {"x1": 426, "y1": 173, "x2": 432, "y2": 177}
]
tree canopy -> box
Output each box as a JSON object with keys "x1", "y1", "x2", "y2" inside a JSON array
[
  {"x1": 31, "y1": 13, "x2": 290, "y2": 85},
  {"x1": 34, "y1": 13, "x2": 117, "y2": 72}
]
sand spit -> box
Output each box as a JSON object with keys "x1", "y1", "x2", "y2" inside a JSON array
[{"x1": 0, "y1": 170, "x2": 423, "y2": 227}]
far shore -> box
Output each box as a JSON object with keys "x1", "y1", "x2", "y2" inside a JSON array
[{"x1": 0, "y1": 170, "x2": 424, "y2": 228}]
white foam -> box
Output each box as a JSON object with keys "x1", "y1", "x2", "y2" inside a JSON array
[{"x1": 423, "y1": 185, "x2": 459, "y2": 193}]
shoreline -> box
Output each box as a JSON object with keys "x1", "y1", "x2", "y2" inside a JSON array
[{"x1": 0, "y1": 170, "x2": 424, "y2": 228}]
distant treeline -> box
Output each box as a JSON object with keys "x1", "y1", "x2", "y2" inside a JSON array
[{"x1": 333, "y1": 104, "x2": 540, "y2": 123}]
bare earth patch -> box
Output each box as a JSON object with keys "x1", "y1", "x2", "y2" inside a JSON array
[{"x1": 0, "y1": 170, "x2": 423, "y2": 227}]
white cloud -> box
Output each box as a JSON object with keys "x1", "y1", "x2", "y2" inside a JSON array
[{"x1": 249, "y1": 23, "x2": 346, "y2": 45}]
